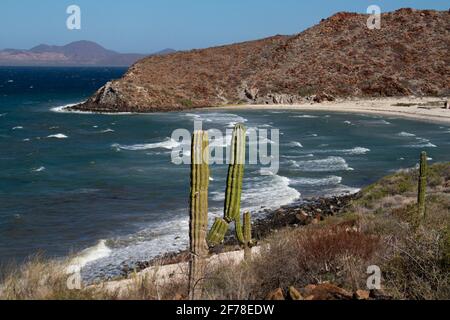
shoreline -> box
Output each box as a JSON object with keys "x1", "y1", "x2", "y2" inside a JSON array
[
  {"x1": 207, "y1": 97, "x2": 450, "y2": 125},
  {"x1": 118, "y1": 193, "x2": 356, "y2": 280},
  {"x1": 62, "y1": 97, "x2": 450, "y2": 125}
]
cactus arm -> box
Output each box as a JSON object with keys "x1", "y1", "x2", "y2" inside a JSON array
[
  {"x1": 207, "y1": 218, "x2": 229, "y2": 246},
  {"x1": 224, "y1": 124, "x2": 246, "y2": 222},
  {"x1": 243, "y1": 211, "x2": 253, "y2": 260},
  {"x1": 243, "y1": 211, "x2": 252, "y2": 245},
  {"x1": 417, "y1": 151, "x2": 428, "y2": 220},
  {"x1": 188, "y1": 131, "x2": 209, "y2": 300},
  {"x1": 235, "y1": 214, "x2": 245, "y2": 244}
]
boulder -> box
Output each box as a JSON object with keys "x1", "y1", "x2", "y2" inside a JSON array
[
  {"x1": 353, "y1": 289, "x2": 370, "y2": 300},
  {"x1": 302, "y1": 283, "x2": 353, "y2": 300},
  {"x1": 266, "y1": 288, "x2": 285, "y2": 300}
]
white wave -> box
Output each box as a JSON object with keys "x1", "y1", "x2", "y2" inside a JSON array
[
  {"x1": 290, "y1": 176, "x2": 343, "y2": 187},
  {"x1": 405, "y1": 138, "x2": 437, "y2": 148},
  {"x1": 289, "y1": 141, "x2": 303, "y2": 148},
  {"x1": 23, "y1": 138, "x2": 30, "y2": 142},
  {"x1": 47, "y1": 133, "x2": 68, "y2": 139},
  {"x1": 290, "y1": 156, "x2": 354, "y2": 172},
  {"x1": 12, "y1": 126, "x2": 23, "y2": 130},
  {"x1": 342, "y1": 147, "x2": 371, "y2": 155},
  {"x1": 282, "y1": 154, "x2": 314, "y2": 159},
  {"x1": 51, "y1": 102, "x2": 133, "y2": 115},
  {"x1": 322, "y1": 185, "x2": 361, "y2": 197},
  {"x1": 7, "y1": 80, "x2": 13, "y2": 83},
  {"x1": 32, "y1": 166, "x2": 46, "y2": 172},
  {"x1": 398, "y1": 131, "x2": 416, "y2": 137},
  {"x1": 343, "y1": 121, "x2": 352, "y2": 125},
  {"x1": 305, "y1": 147, "x2": 370, "y2": 155},
  {"x1": 240, "y1": 175, "x2": 300, "y2": 213},
  {"x1": 291, "y1": 115, "x2": 319, "y2": 119},
  {"x1": 93, "y1": 126, "x2": 98, "y2": 128},
  {"x1": 67, "y1": 240, "x2": 112, "y2": 273},
  {"x1": 101, "y1": 129, "x2": 115, "y2": 133},
  {"x1": 185, "y1": 113, "x2": 247, "y2": 126},
  {"x1": 362, "y1": 119, "x2": 391, "y2": 125},
  {"x1": 113, "y1": 138, "x2": 180, "y2": 151},
  {"x1": 211, "y1": 174, "x2": 300, "y2": 213}
]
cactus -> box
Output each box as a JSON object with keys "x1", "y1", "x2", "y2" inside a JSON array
[
  {"x1": 207, "y1": 218, "x2": 229, "y2": 246},
  {"x1": 243, "y1": 211, "x2": 253, "y2": 260},
  {"x1": 417, "y1": 151, "x2": 428, "y2": 220},
  {"x1": 225, "y1": 124, "x2": 246, "y2": 222},
  {"x1": 188, "y1": 130, "x2": 210, "y2": 300},
  {"x1": 207, "y1": 124, "x2": 247, "y2": 246}
]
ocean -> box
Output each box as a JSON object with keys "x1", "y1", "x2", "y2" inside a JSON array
[{"x1": 1, "y1": 67, "x2": 450, "y2": 280}]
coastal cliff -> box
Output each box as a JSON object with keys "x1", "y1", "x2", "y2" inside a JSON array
[{"x1": 73, "y1": 9, "x2": 450, "y2": 113}]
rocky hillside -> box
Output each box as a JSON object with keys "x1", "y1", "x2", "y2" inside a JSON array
[{"x1": 74, "y1": 9, "x2": 450, "y2": 112}]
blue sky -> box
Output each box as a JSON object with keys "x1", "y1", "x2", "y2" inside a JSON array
[{"x1": 0, "y1": 0, "x2": 448, "y2": 53}]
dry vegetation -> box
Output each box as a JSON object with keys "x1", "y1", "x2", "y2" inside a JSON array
[{"x1": 1, "y1": 163, "x2": 449, "y2": 300}]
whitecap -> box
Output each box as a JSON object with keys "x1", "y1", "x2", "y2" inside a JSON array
[
  {"x1": 290, "y1": 176, "x2": 343, "y2": 187},
  {"x1": 291, "y1": 115, "x2": 319, "y2": 119},
  {"x1": 101, "y1": 129, "x2": 115, "y2": 133},
  {"x1": 47, "y1": 133, "x2": 68, "y2": 139},
  {"x1": 343, "y1": 121, "x2": 352, "y2": 125},
  {"x1": 289, "y1": 141, "x2": 303, "y2": 148},
  {"x1": 212, "y1": 174, "x2": 300, "y2": 213},
  {"x1": 32, "y1": 167, "x2": 46, "y2": 172},
  {"x1": 185, "y1": 113, "x2": 247, "y2": 126},
  {"x1": 289, "y1": 156, "x2": 354, "y2": 172},
  {"x1": 51, "y1": 103, "x2": 133, "y2": 115},
  {"x1": 23, "y1": 138, "x2": 30, "y2": 142},
  {"x1": 405, "y1": 138, "x2": 437, "y2": 148},
  {"x1": 342, "y1": 147, "x2": 371, "y2": 155},
  {"x1": 398, "y1": 132, "x2": 416, "y2": 137},
  {"x1": 67, "y1": 240, "x2": 112, "y2": 273},
  {"x1": 12, "y1": 126, "x2": 23, "y2": 130},
  {"x1": 113, "y1": 138, "x2": 180, "y2": 151}
]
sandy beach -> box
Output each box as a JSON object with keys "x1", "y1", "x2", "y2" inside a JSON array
[{"x1": 209, "y1": 97, "x2": 450, "y2": 125}]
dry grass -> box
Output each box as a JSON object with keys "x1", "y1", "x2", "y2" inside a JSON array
[{"x1": 1, "y1": 163, "x2": 449, "y2": 300}]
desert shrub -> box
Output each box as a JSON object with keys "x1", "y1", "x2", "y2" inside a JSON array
[
  {"x1": 180, "y1": 99, "x2": 194, "y2": 108},
  {"x1": 382, "y1": 225, "x2": 450, "y2": 300}
]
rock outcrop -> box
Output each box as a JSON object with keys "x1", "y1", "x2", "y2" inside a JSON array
[{"x1": 74, "y1": 9, "x2": 450, "y2": 113}]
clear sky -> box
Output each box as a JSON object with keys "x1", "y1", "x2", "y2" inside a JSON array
[{"x1": 0, "y1": 0, "x2": 448, "y2": 53}]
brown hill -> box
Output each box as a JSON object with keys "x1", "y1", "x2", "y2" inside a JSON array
[{"x1": 74, "y1": 9, "x2": 450, "y2": 113}]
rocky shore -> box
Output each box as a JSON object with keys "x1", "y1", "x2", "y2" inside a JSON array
[{"x1": 124, "y1": 193, "x2": 356, "y2": 277}]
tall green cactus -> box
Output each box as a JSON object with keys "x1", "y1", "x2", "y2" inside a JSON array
[
  {"x1": 207, "y1": 124, "x2": 247, "y2": 246},
  {"x1": 243, "y1": 211, "x2": 253, "y2": 260},
  {"x1": 417, "y1": 151, "x2": 428, "y2": 220},
  {"x1": 188, "y1": 130, "x2": 209, "y2": 300}
]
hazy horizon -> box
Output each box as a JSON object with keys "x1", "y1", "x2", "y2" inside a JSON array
[{"x1": 0, "y1": 0, "x2": 448, "y2": 53}]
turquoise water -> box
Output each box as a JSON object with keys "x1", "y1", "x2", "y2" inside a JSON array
[{"x1": 1, "y1": 67, "x2": 450, "y2": 279}]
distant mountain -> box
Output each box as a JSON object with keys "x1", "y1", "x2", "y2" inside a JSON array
[
  {"x1": 74, "y1": 8, "x2": 449, "y2": 113},
  {"x1": 0, "y1": 41, "x2": 175, "y2": 66}
]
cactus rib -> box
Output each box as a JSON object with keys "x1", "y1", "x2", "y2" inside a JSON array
[{"x1": 188, "y1": 130, "x2": 209, "y2": 300}]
